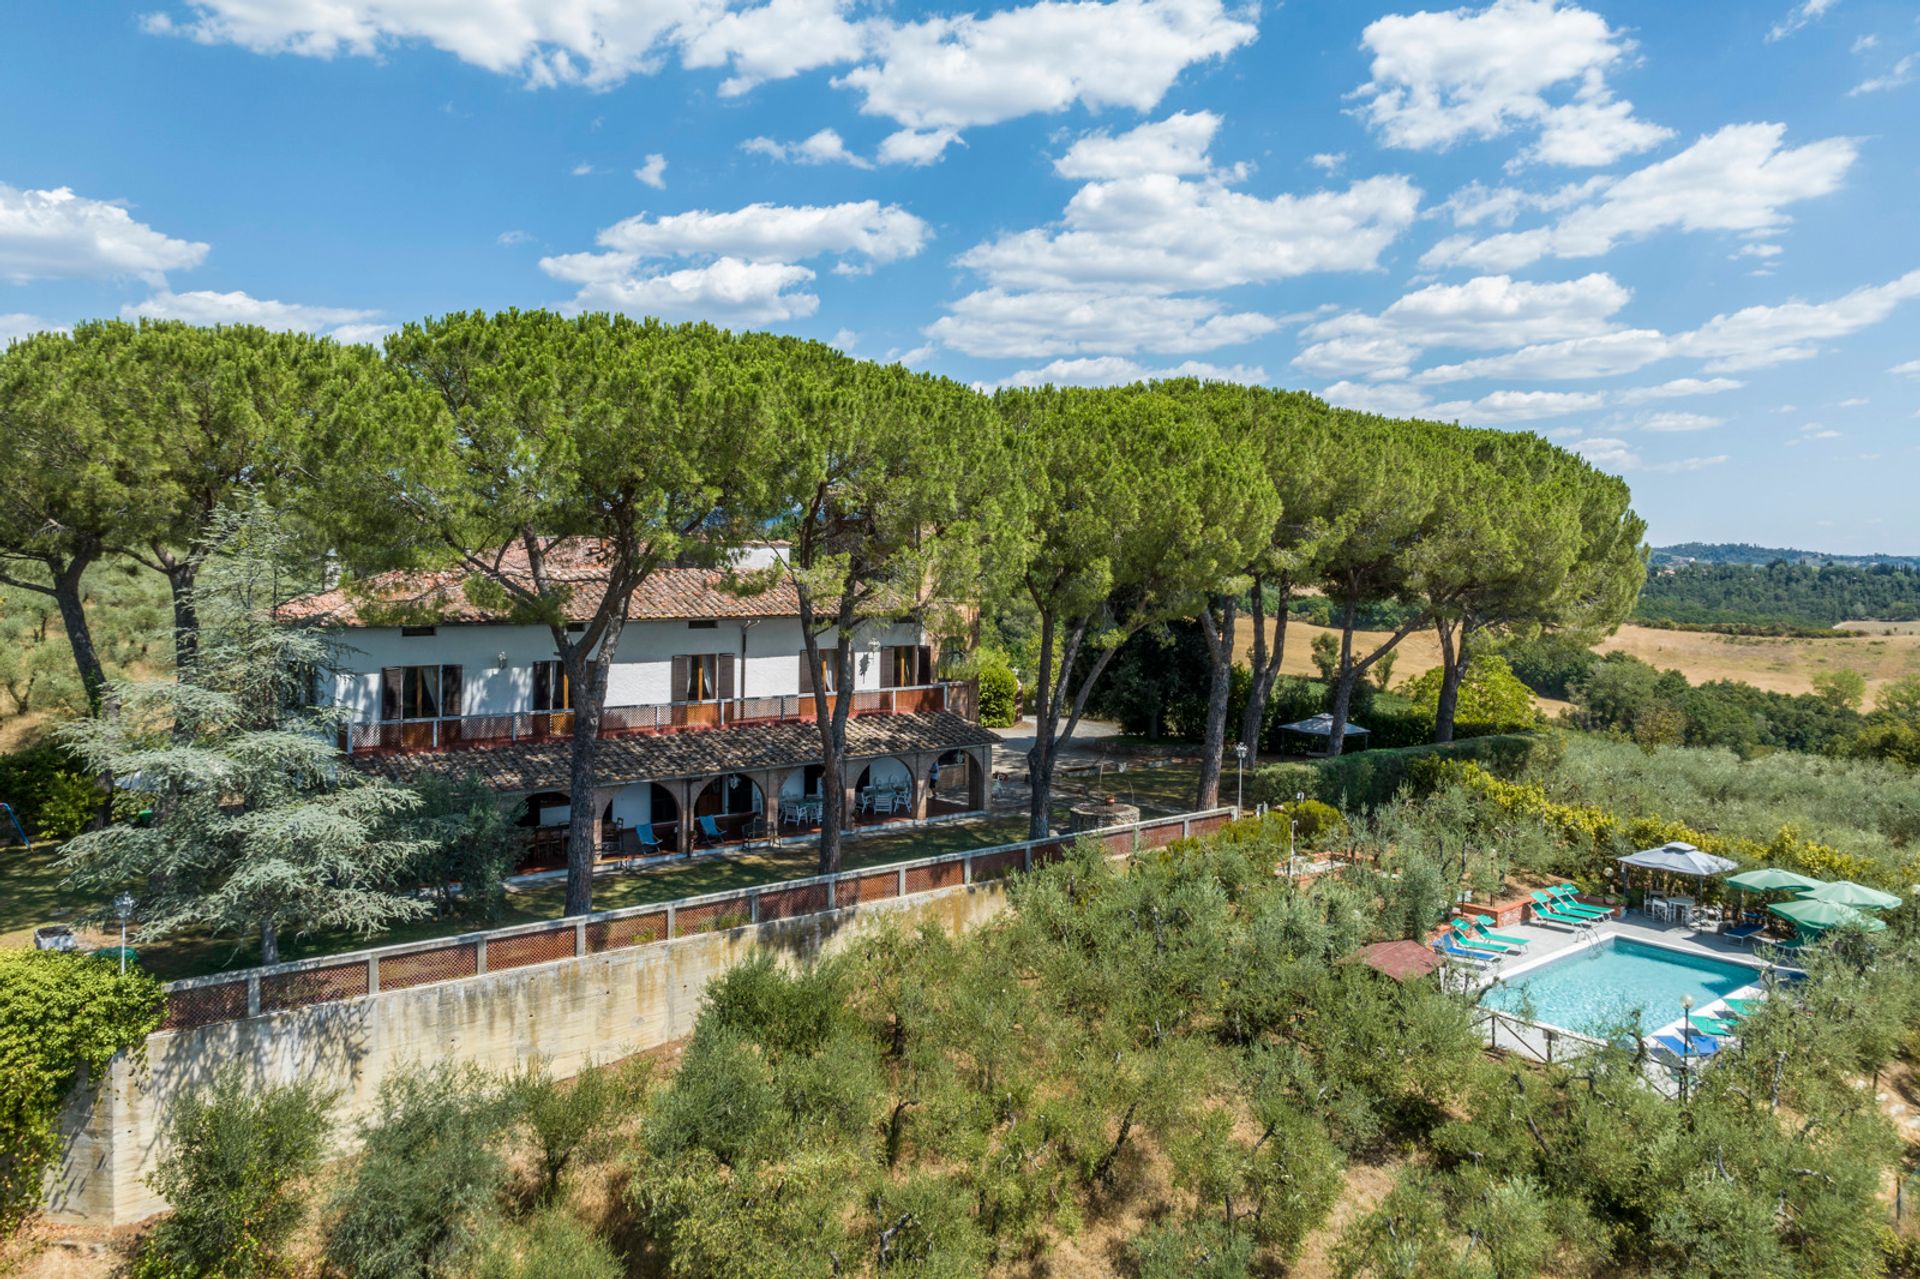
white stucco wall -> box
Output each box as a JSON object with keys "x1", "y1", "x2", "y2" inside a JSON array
[{"x1": 323, "y1": 617, "x2": 927, "y2": 718}]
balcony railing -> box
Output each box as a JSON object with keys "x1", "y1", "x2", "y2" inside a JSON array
[{"x1": 342, "y1": 682, "x2": 960, "y2": 755}]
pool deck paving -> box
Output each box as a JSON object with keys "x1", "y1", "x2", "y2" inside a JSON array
[{"x1": 1453, "y1": 908, "x2": 1800, "y2": 1083}]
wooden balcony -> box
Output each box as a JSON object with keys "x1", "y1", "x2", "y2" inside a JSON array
[{"x1": 340, "y1": 682, "x2": 966, "y2": 756}]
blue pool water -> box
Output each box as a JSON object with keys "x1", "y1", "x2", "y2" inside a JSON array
[{"x1": 1480, "y1": 937, "x2": 1759, "y2": 1036}]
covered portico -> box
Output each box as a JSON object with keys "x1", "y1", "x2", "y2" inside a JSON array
[{"x1": 354, "y1": 710, "x2": 998, "y2": 864}]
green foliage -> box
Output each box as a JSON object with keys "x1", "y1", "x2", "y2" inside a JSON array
[
  {"x1": 0, "y1": 949, "x2": 164, "y2": 1231},
  {"x1": 1812, "y1": 666, "x2": 1868, "y2": 711},
  {"x1": 1636, "y1": 559, "x2": 1920, "y2": 628},
  {"x1": 58, "y1": 501, "x2": 431, "y2": 964},
  {"x1": 133, "y1": 1067, "x2": 333, "y2": 1279},
  {"x1": 1404, "y1": 655, "x2": 1537, "y2": 736},
  {"x1": 508, "y1": 1056, "x2": 649, "y2": 1205},
  {"x1": 1490, "y1": 631, "x2": 1598, "y2": 700},
  {"x1": 1130, "y1": 1218, "x2": 1255, "y2": 1279},
  {"x1": 974, "y1": 650, "x2": 1019, "y2": 728},
  {"x1": 1310, "y1": 632, "x2": 1341, "y2": 681},
  {"x1": 1377, "y1": 847, "x2": 1452, "y2": 941},
  {"x1": 401, "y1": 774, "x2": 522, "y2": 923},
  {"x1": 1254, "y1": 733, "x2": 1547, "y2": 812},
  {"x1": 0, "y1": 743, "x2": 101, "y2": 844},
  {"x1": 0, "y1": 557, "x2": 172, "y2": 727},
  {"x1": 1569, "y1": 651, "x2": 1866, "y2": 758},
  {"x1": 323, "y1": 1063, "x2": 512, "y2": 1279},
  {"x1": 469, "y1": 1211, "x2": 622, "y2": 1279}
]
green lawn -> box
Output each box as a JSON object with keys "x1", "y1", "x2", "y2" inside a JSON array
[
  {"x1": 3, "y1": 811, "x2": 1048, "y2": 981},
  {"x1": 1054, "y1": 760, "x2": 1207, "y2": 813}
]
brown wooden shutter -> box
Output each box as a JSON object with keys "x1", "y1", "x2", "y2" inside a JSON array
[
  {"x1": 798, "y1": 652, "x2": 814, "y2": 695},
  {"x1": 718, "y1": 653, "x2": 736, "y2": 702},
  {"x1": 917, "y1": 645, "x2": 933, "y2": 685},
  {"x1": 381, "y1": 668, "x2": 403, "y2": 721},
  {"x1": 671, "y1": 654, "x2": 689, "y2": 703},
  {"x1": 441, "y1": 665, "x2": 463, "y2": 717}
]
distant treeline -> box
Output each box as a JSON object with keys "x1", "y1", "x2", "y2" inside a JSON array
[
  {"x1": 1651, "y1": 541, "x2": 1920, "y2": 569},
  {"x1": 1634, "y1": 560, "x2": 1920, "y2": 629}
]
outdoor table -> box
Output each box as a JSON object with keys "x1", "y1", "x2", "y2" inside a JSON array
[{"x1": 1668, "y1": 894, "x2": 1696, "y2": 925}]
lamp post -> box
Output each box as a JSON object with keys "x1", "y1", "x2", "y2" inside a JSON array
[
  {"x1": 1679, "y1": 994, "x2": 1694, "y2": 1102},
  {"x1": 1233, "y1": 741, "x2": 1246, "y2": 813},
  {"x1": 112, "y1": 892, "x2": 134, "y2": 976}
]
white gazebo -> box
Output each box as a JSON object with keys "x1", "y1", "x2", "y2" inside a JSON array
[{"x1": 1277, "y1": 713, "x2": 1369, "y2": 757}]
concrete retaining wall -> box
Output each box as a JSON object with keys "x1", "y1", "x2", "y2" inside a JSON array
[{"x1": 49, "y1": 878, "x2": 1010, "y2": 1227}]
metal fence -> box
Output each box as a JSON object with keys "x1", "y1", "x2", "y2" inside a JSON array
[
  {"x1": 1472, "y1": 1006, "x2": 1606, "y2": 1066},
  {"x1": 158, "y1": 807, "x2": 1238, "y2": 1032}
]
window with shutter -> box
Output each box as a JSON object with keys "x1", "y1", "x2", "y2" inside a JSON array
[{"x1": 718, "y1": 653, "x2": 736, "y2": 702}]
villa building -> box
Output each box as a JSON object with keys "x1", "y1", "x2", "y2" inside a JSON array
[{"x1": 281, "y1": 543, "x2": 998, "y2": 868}]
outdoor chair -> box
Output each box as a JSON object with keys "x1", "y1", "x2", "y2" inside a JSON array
[
  {"x1": 1546, "y1": 884, "x2": 1611, "y2": 918},
  {"x1": 1469, "y1": 915, "x2": 1530, "y2": 949},
  {"x1": 1723, "y1": 997, "x2": 1766, "y2": 1020},
  {"x1": 1724, "y1": 919, "x2": 1766, "y2": 942},
  {"x1": 873, "y1": 792, "x2": 897, "y2": 817},
  {"x1": 1687, "y1": 1014, "x2": 1739, "y2": 1038},
  {"x1": 696, "y1": 815, "x2": 725, "y2": 846},
  {"x1": 634, "y1": 823, "x2": 661, "y2": 858},
  {"x1": 1530, "y1": 900, "x2": 1594, "y2": 930},
  {"x1": 1436, "y1": 934, "x2": 1502, "y2": 965},
  {"x1": 1451, "y1": 918, "x2": 1521, "y2": 954},
  {"x1": 1651, "y1": 1029, "x2": 1721, "y2": 1064},
  {"x1": 1533, "y1": 889, "x2": 1607, "y2": 920}
]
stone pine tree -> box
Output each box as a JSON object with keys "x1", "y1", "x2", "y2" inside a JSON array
[
  {"x1": 58, "y1": 500, "x2": 430, "y2": 965},
  {"x1": 747, "y1": 340, "x2": 1016, "y2": 876},
  {"x1": 1146, "y1": 381, "x2": 1285, "y2": 811},
  {"x1": 107, "y1": 320, "x2": 376, "y2": 672},
  {"x1": 1316, "y1": 414, "x2": 1449, "y2": 756},
  {"x1": 0, "y1": 325, "x2": 166, "y2": 712},
  {"x1": 997, "y1": 384, "x2": 1271, "y2": 839},
  {"x1": 320, "y1": 312, "x2": 778, "y2": 916}
]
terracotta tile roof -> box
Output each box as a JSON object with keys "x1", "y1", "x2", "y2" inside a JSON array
[
  {"x1": 279, "y1": 541, "x2": 799, "y2": 626},
  {"x1": 1350, "y1": 940, "x2": 1444, "y2": 983},
  {"x1": 349, "y1": 710, "x2": 999, "y2": 793}
]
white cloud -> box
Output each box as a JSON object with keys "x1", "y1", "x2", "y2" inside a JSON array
[
  {"x1": 1412, "y1": 328, "x2": 1671, "y2": 383},
  {"x1": 1421, "y1": 123, "x2": 1857, "y2": 271},
  {"x1": 497, "y1": 229, "x2": 533, "y2": 245},
  {"x1": 742, "y1": 128, "x2": 872, "y2": 168},
  {"x1": 1851, "y1": 34, "x2": 1878, "y2": 53},
  {"x1": 1573, "y1": 436, "x2": 1727, "y2": 473},
  {"x1": 988, "y1": 355, "x2": 1266, "y2": 389},
  {"x1": 1353, "y1": 0, "x2": 1669, "y2": 166},
  {"x1": 1676, "y1": 268, "x2": 1920, "y2": 370},
  {"x1": 588, "y1": 199, "x2": 927, "y2": 266},
  {"x1": 836, "y1": 0, "x2": 1256, "y2": 135},
  {"x1": 830, "y1": 327, "x2": 858, "y2": 350},
  {"x1": 1296, "y1": 272, "x2": 1630, "y2": 378},
  {"x1": 927, "y1": 288, "x2": 1275, "y2": 359},
  {"x1": 1429, "y1": 388, "x2": 1606, "y2": 423},
  {"x1": 543, "y1": 254, "x2": 820, "y2": 324},
  {"x1": 1768, "y1": 0, "x2": 1841, "y2": 42},
  {"x1": 876, "y1": 127, "x2": 960, "y2": 166},
  {"x1": 1319, "y1": 380, "x2": 1438, "y2": 417},
  {"x1": 634, "y1": 153, "x2": 668, "y2": 188},
  {"x1": 1890, "y1": 359, "x2": 1920, "y2": 377},
  {"x1": 1055, "y1": 111, "x2": 1220, "y2": 180},
  {"x1": 571, "y1": 162, "x2": 596, "y2": 176},
  {"x1": 1850, "y1": 53, "x2": 1915, "y2": 96},
  {"x1": 1434, "y1": 177, "x2": 1607, "y2": 227},
  {"x1": 675, "y1": 0, "x2": 865, "y2": 95},
  {"x1": 1616, "y1": 376, "x2": 1743, "y2": 402},
  {"x1": 958, "y1": 173, "x2": 1420, "y2": 293},
  {"x1": 1837, "y1": 396, "x2": 1868, "y2": 406},
  {"x1": 121, "y1": 288, "x2": 382, "y2": 337},
  {"x1": 541, "y1": 199, "x2": 929, "y2": 325},
  {"x1": 1309, "y1": 152, "x2": 1345, "y2": 172},
  {"x1": 0, "y1": 183, "x2": 207, "y2": 284},
  {"x1": 0, "y1": 313, "x2": 60, "y2": 345},
  {"x1": 1641, "y1": 411, "x2": 1723, "y2": 433}
]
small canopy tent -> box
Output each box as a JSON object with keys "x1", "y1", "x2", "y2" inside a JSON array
[
  {"x1": 1616, "y1": 842, "x2": 1739, "y2": 878},
  {"x1": 1797, "y1": 880, "x2": 1902, "y2": 910},
  {"x1": 1277, "y1": 714, "x2": 1368, "y2": 757}
]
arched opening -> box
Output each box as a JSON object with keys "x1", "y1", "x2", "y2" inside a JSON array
[
  {"x1": 929, "y1": 749, "x2": 980, "y2": 817},
  {"x1": 854, "y1": 757, "x2": 913, "y2": 824},
  {"x1": 776, "y1": 765, "x2": 826, "y2": 833},
  {"x1": 691, "y1": 772, "x2": 764, "y2": 847},
  {"x1": 517, "y1": 791, "x2": 571, "y2": 871},
  {"x1": 601, "y1": 781, "x2": 680, "y2": 860}
]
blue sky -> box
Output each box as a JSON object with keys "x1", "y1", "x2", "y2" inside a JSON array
[{"x1": 3, "y1": 0, "x2": 1918, "y2": 550}]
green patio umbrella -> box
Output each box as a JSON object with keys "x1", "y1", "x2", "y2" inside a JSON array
[
  {"x1": 1727, "y1": 867, "x2": 1825, "y2": 893},
  {"x1": 1769, "y1": 898, "x2": 1888, "y2": 933},
  {"x1": 1797, "y1": 880, "x2": 1902, "y2": 910}
]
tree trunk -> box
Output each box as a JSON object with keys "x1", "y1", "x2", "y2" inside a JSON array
[
  {"x1": 1239, "y1": 576, "x2": 1291, "y2": 767},
  {"x1": 1025, "y1": 615, "x2": 1119, "y2": 840},
  {"x1": 163, "y1": 558, "x2": 199, "y2": 676},
  {"x1": 1431, "y1": 620, "x2": 1468, "y2": 745},
  {"x1": 39, "y1": 553, "x2": 109, "y2": 715},
  {"x1": 562, "y1": 612, "x2": 626, "y2": 918},
  {"x1": 801, "y1": 590, "x2": 860, "y2": 877},
  {"x1": 1195, "y1": 594, "x2": 1237, "y2": 809},
  {"x1": 1024, "y1": 611, "x2": 1059, "y2": 841},
  {"x1": 1326, "y1": 598, "x2": 1360, "y2": 758},
  {"x1": 260, "y1": 916, "x2": 279, "y2": 967}
]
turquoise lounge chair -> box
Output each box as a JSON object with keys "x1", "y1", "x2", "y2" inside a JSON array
[
  {"x1": 1451, "y1": 917, "x2": 1521, "y2": 954},
  {"x1": 1688, "y1": 1014, "x2": 1738, "y2": 1038},
  {"x1": 1469, "y1": 914, "x2": 1530, "y2": 948},
  {"x1": 1723, "y1": 997, "x2": 1765, "y2": 1020},
  {"x1": 1546, "y1": 884, "x2": 1611, "y2": 918},
  {"x1": 1530, "y1": 888, "x2": 1606, "y2": 920},
  {"x1": 1530, "y1": 901, "x2": 1592, "y2": 929},
  {"x1": 1436, "y1": 934, "x2": 1501, "y2": 965}
]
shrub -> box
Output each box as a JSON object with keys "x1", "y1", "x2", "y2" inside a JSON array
[
  {"x1": 975, "y1": 652, "x2": 1018, "y2": 728},
  {"x1": 509, "y1": 1056, "x2": 650, "y2": 1205},
  {"x1": 0, "y1": 743, "x2": 101, "y2": 844},
  {"x1": 1403, "y1": 654, "x2": 1537, "y2": 735},
  {"x1": 470, "y1": 1211, "x2": 622, "y2": 1279},
  {"x1": 133, "y1": 1068, "x2": 334, "y2": 1279},
  {"x1": 0, "y1": 950, "x2": 164, "y2": 1231},
  {"x1": 323, "y1": 1064, "x2": 512, "y2": 1279}
]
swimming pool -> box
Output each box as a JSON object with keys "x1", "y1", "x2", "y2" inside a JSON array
[{"x1": 1479, "y1": 936, "x2": 1761, "y2": 1037}]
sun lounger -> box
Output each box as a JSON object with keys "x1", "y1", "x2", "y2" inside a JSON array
[
  {"x1": 1436, "y1": 935, "x2": 1502, "y2": 965},
  {"x1": 1469, "y1": 915, "x2": 1530, "y2": 948},
  {"x1": 1687, "y1": 1015, "x2": 1738, "y2": 1038},
  {"x1": 1651, "y1": 1030, "x2": 1720, "y2": 1062},
  {"x1": 1724, "y1": 921, "x2": 1765, "y2": 942},
  {"x1": 1531, "y1": 889, "x2": 1607, "y2": 920},
  {"x1": 1722, "y1": 997, "x2": 1765, "y2": 1019},
  {"x1": 1545, "y1": 884, "x2": 1611, "y2": 918},
  {"x1": 1529, "y1": 901, "x2": 1594, "y2": 929},
  {"x1": 1451, "y1": 918, "x2": 1522, "y2": 954}
]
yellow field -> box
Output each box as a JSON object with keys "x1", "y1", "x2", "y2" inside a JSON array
[{"x1": 1233, "y1": 616, "x2": 1920, "y2": 710}]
